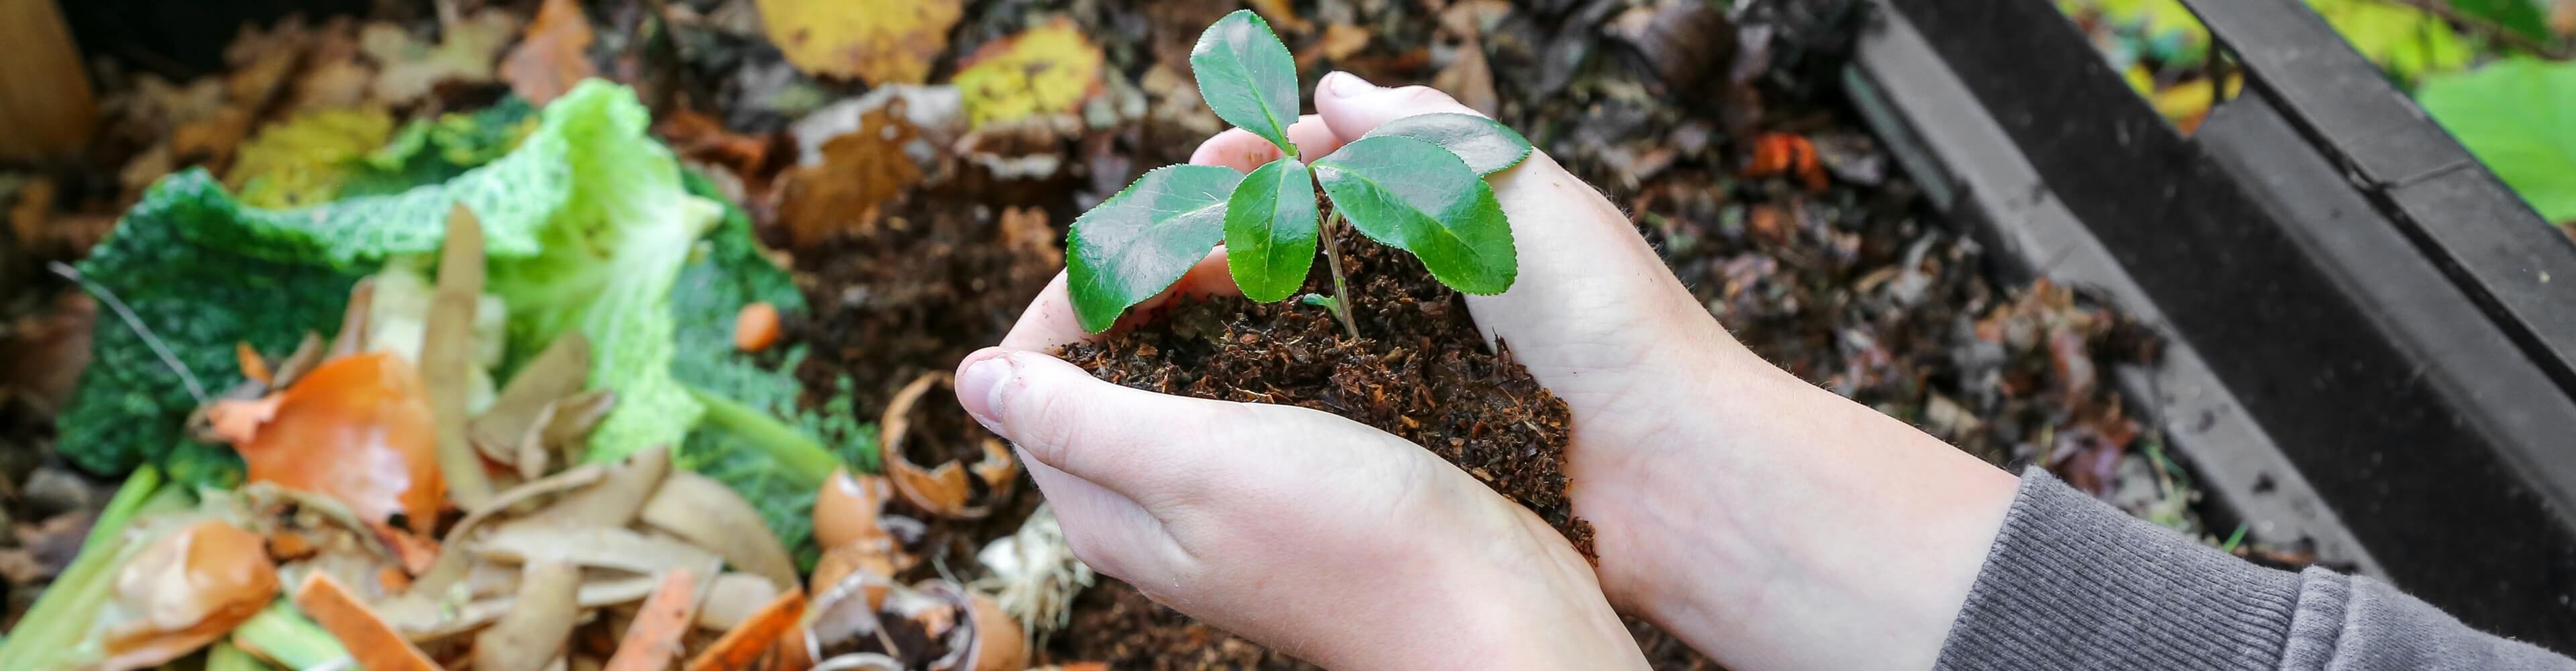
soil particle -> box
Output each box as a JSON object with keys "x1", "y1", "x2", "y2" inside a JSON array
[{"x1": 1060, "y1": 230, "x2": 1593, "y2": 557}]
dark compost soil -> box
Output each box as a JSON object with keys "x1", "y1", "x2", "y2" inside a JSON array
[{"x1": 1059, "y1": 230, "x2": 1593, "y2": 556}]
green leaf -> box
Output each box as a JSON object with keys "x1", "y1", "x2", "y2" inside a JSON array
[
  {"x1": 2419, "y1": 58, "x2": 2576, "y2": 224},
  {"x1": 2443, "y1": 0, "x2": 2552, "y2": 45},
  {"x1": 1363, "y1": 113, "x2": 1534, "y2": 175},
  {"x1": 1315, "y1": 136, "x2": 1517, "y2": 294},
  {"x1": 2308, "y1": 0, "x2": 2472, "y2": 83},
  {"x1": 1224, "y1": 157, "x2": 1320, "y2": 302},
  {"x1": 1191, "y1": 9, "x2": 1301, "y2": 154},
  {"x1": 1067, "y1": 164, "x2": 1247, "y2": 331}
]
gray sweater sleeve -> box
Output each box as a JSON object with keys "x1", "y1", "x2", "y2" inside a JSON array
[{"x1": 1933, "y1": 468, "x2": 2575, "y2": 670}]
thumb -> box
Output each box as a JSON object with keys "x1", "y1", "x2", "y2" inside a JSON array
[
  {"x1": 953, "y1": 348, "x2": 1246, "y2": 499},
  {"x1": 1313, "y1": 71, "x2": 1484, "y2": 142}
]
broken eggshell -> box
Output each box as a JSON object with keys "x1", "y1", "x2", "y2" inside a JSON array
[
  {"x1": 879, "y1": 372, "x2": 1018, "y2": 519},
  {"x1": 807, "y1": 576, "x2": 1002, "y2": 671},
  {"x1": 91, "y1": 520, "x2": 280, "y2": 671}
]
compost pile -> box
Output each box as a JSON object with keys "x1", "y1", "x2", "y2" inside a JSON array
[{"x1": 0, "y1": 0, "x2": 2215, "y2": 668}]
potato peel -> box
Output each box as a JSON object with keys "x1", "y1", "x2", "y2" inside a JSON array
[
  {"x1": 641, "y1": 472, "x2": 799, "y2": 589},
  {"x1": 473, "y1": 560, "x2": 582, "y2": 671}
]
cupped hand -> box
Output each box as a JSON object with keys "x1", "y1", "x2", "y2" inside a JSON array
[
  {"x1": 965, "y1": 71, "x2": 2020, "y2": 671},
  {"x1": 951, "y1": 73, "x2": 1646, "y2": 668}
]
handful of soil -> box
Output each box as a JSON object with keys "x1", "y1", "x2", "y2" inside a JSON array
[{"x1": 1059, "y1": 230, "x2": 1593, "y2": 557}]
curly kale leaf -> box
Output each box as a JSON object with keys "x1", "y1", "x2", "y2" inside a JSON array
[{"x1": 54, "y1": 174, "x2": 362, "y2": 480}]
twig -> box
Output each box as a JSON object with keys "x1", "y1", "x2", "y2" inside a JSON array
[
  {"x1": 2378, "y1": 0, "x2": 2570, "y2": 60},
  {"x1": 49, "y1": 262, "x2": 207, "y2": 405}
]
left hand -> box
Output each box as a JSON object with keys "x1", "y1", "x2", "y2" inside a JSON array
[
  {"x1": 956, "y1": 109, "x2": 1644, "y2": 665},
  {"x1": 953, "y1": 347, "x2": 1639, "y2": 669}
]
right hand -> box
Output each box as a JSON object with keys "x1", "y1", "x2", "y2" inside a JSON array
[{"x1": 1191, "y1": 72, "x2": 2025, "y2": 670}]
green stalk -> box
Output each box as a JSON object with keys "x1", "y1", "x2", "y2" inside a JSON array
[
  {"x1": 688, "y1": 386, "x2": 842, "y2": 485},
  {"x1": 231, "y1": 601, "x2": 350, "y2": 670},
  {"x1": 83, "y1": 465, "x2": 161, "y2": 548},
  {"x1": 207, "y1": 641, "x2": 277, "y2": 671},
  {"x1": 1319, "y1": 212, "x2": 1361, "y2": 339},
  {"x1": 0, "y1": 468, "x2": 184, "y2": 670}
]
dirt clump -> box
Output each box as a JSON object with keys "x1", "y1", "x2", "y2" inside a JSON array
[{"x1": 1059, "y1": 229, "x2": 1592, "y2": 556}]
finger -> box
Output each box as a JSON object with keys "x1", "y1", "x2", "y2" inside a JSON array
[
  {"x1": 1312, "y1": 71, "x2": 1485, "y2": 142},
  {"x1": 954, "y1": 348, "x2": 1245, "y2": 501},
  {"x1": 1017, "y1": 452, "x2": 1192, "y2": 581},
  {"x1": 1188, "y1": 115, "x2": 1345, "y2": 172},
  {"x1": 1000, "y1": 251, "x2": 1238, "y2": 352}
]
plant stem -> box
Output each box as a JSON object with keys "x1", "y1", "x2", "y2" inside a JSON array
[
  {"x1": 687, "y1": 386, "x2": 849, "y2": 485},
  {"x1": 1320, "y1": 212, "x2": 1360, "y2": 339}
]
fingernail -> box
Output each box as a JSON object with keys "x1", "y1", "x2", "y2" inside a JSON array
[
  {"x1": 1326, "y1": 70, "x2": 1379, "y2": 97},
  {"x1": 956, "y1": 354, "x2": 1014, "y2": 433}
]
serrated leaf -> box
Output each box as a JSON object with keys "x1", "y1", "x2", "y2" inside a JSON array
[
  {"x1": 1362, "y1": 113, "x2": 1532, "y2": 174},
  {"x1": 1315, "y1": 136, "x2": 1517, "y2": 294},
  {"x1": 2420, "y1": 58, "x2": 2576, "y2": 224},
  {"x1": 1224, "y1": 157, "x2": 1320, "y2": 302},
  {"x1": 1191, "y1": 9, "x2": 1301, "y2": 154},
  {"x1": 1067, "y1": 165, "x2": 1247, "y2": 331}
]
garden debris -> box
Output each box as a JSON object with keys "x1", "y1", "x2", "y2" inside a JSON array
[
  {"x1": 697, "y1": 572, "x2": 785, "y2": 632},
  {"x1": 0, "y1": 1, "x2": 2231, "y2": 668},
  {"x1": 1295, "y1": 23, "x2": 1373, "y2": 70},
  {"x1": 91, "y1": 520, "x2": 277, "y2": 671},
  {"x1": 776, "y1": 97, "x2": 928, "y2": 247},
  {"x1": 0, "y1": 511, "x2": 92, "y2": 584},
  {"x1": 427, "y1": 206, "x2": 495, "y2": 509},
  {"x1": 684, "y1": 586, "x2": 804, "y2": 671},
  {"x1": 973, "y1": 505, "x2": 1093, "y2": 643},
  {"x1": 657, "y1": 109, "x2": 784, "y2": 189},
  {"x1": 640, "y1": 471, "x2": 800, "y2": 589},
  {"x1": 205, "y1": 352, "x2": 444, "y2": 544},
  {"x1": 806, "y1": 574, "x2": 994, "y2": 671},
  {"x1": 472, "y1": 560, "x2": 580, "y2": 671},
  {"x1": 362, "y1": 9, "x2": 523, "y2": 104},
  {"x1": 602, "y1": 568, "x2": 698, "y2": 671},
  {"x1": 222, "y1": 108, "x2": 398, "y2": 209},
  {"x1": 879, "y1": 373, "x2": 1017, "y2": 520},
  {"x1": 736, "y1": 301, "x2": 782, "y2": 352},
  {"x1": 953, "y1": 19, "x2": 1107, "y2": 128},
  {"x1": 502, "y1": 0, "x2": 599, "y2": 106},
  {"x1": 295, "y1": 571, "x2": 440, "y2": 671},
  {"x1": 756, "y1": 0, "x2": 963, "y2": 85}
]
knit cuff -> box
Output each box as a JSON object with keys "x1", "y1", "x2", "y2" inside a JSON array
[{"x1": 1933, "y1": 468, "x2": 2299, "y2": 671}]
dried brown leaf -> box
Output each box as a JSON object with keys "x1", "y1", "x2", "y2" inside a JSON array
[
  {"x1": 502, "y1": 0, "x2": 598, "y2": 105},
  {"x1": 775, "y1": 101, "x2": 924, "y2": 247}
]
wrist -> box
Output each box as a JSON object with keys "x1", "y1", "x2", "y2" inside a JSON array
[
  {"x1": 1588, "y1": 353, "x2": 2019, "y2": 670},
  {"x1": 1330, "y1": 510, "x2": 1646, "y2": 670}
]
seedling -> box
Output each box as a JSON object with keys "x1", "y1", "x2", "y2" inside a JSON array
[{"x1": 1065, "y1": 9, "x2": 1532, "y2": 336}]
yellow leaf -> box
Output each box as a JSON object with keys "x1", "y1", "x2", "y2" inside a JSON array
[
  {"x1": 953, "y1": 19, "x2": 1105, "y2": 128},
  {"x1": 756, "y1": 0, "x2": 962, "y2": 85},
  {"x1": 225, "y1": 107, "x2": 395, "y2": 209}
]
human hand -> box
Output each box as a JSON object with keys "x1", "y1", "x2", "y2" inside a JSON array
[
  {"x1": 952, "y1": 83, "x2": 1656, "y2": 666},
  {"x1": 951, "y1": 348, "x2": 1641, "y2": 669},
  {"x1": 967, "y1": 70, "x2": 2019, "y2": 670},
  {"x1": 1150, "y1": 73, "x2": 2025, "y2": 670}
]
